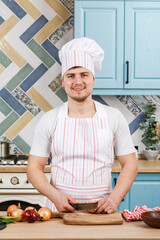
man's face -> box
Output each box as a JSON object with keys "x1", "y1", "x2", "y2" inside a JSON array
[{"x1": 62, "y1": 67, "x2": 95, "y2": 102}]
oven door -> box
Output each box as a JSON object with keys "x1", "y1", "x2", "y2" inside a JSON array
[{"x1": 0, "y1": 189, "x2": 47, "y2": 208}]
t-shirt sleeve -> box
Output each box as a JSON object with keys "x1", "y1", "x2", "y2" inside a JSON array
[
  {"x1": 30, "y1": 114, "x2": 52, "y2": 157},
  {"x1": 113, "y1": 110, "x2": 136, "y2": 156}
]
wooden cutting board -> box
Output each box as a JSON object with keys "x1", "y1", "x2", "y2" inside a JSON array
[{"x1": 52, "y1": 211, "x2": 123, "y2": 225}]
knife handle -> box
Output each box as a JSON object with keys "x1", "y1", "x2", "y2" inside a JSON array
[
  {"x1": 51, "y1": 212, "x2": 64, "y2": 218},
  {"x1": 69, "y1": 203, "x2": 78, "y2": 210}
]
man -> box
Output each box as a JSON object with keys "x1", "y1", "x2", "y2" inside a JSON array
[{"x1": 27, "y1": 38, "x2": 138, "y2": 214}]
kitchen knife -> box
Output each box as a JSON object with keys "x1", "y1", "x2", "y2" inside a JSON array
[{"x1": 69, "y1": 202, "x2": 98, "y2": 210}]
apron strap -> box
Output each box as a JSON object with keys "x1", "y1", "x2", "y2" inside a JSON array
[
  {"x1": 57, "y1": 101, "x2": 107, "y2": 119},
  {"x1": 58, "y1": 102, "x2": 68, "y2": 118},
  {"x1": 94, "y1": 101, "x2": 108, "y2": 118}
]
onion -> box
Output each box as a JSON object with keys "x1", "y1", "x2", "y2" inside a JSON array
[
  {"x1": 11, "y1": 209, "x2": 24, "y2": 222},
  {"x1": 23, "y1": 209, "x2": 38, "y2": 223},
  {"x1": 7, "y1": 205, "x2": 19, "y2": 216},
  {"x1": 38, "y1": 207, "x2": 52, "y2": 221},
  {"x1": 25, "y1": 206, "x2": 39, "y2": 216},
  {"x1": 25, "y1": 206, "x2": 36, "y2": 211}
]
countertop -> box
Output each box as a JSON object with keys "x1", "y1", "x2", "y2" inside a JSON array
[
  {"x1": 0, "y1": 213, "x2": 160, "y2": 240},
  {"x1": 1, "y1": 155, "x2": 160, "y2": 173}
]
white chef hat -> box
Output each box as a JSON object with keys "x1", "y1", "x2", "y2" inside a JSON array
[{"x1": 59, "y1": 37, "x2": 104, "y2": 77}]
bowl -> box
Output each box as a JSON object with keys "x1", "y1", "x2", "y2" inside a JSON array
[{"x1": 141, "y1": 211, "x2": 160, "y2": 228}]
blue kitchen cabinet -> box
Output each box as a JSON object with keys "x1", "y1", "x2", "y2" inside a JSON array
[
  {"x1": 112, "y1": 173, "x2": 160, "y2": 211},
  {"x1": 75, "y1": 0, "x2": 160, "y2": 95},
  {"x1": 125, "y1": 1, "x2": 160, "y2": 91},
  {"x1": 75, "y1": 0, "x2": 124, "y2": 91}
]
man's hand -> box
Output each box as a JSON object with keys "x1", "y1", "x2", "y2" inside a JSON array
[
  {"x1": 53, "y1": 191, "x2": 78, "y2": 212},
  {"x1": 94, "y1": 198, "x2": 117, "y2": 214}
]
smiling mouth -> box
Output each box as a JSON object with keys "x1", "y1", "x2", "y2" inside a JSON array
[{"x1": 72, "y1": 87, "x2": 85, "y2": 91}]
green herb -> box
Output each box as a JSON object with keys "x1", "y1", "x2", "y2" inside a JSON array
[
  {"x1": 0, "y1": 216, "x2": 19, "y2": 224},
  {"x1": 139, "y1": 101, "x2": 160, "y2": 149}
]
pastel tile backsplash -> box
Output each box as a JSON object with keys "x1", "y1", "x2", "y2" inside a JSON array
[{"x1": 0, "y1": 0, "x2": 160, "y2": 154}]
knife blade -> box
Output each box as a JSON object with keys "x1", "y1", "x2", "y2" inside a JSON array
[{"x1": 69, "y1": 202, "x2": 98, "y2": 210}]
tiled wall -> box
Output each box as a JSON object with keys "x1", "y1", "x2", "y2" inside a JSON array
[{"x1": 0, "y1": 0, "x2": 160, "y2": 154}]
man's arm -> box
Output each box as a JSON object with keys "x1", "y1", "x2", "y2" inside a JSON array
[
  {"x1": 27, "y1": 155, "x2": 77, "y2": 212},
  {"x1": 95, "y1": 152, "x2": 138, "y2": 214}
]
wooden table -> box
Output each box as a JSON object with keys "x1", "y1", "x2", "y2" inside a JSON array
[{"x1": 0, "y1": 216, "x2": 160, "y2": 240}]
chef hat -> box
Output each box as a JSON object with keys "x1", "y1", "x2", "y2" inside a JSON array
[{"x1": 59, "y1": 37, "x2": 104, "y2": 76}]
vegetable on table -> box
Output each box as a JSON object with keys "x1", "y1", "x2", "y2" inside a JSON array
[
  {"x1": 23, "y1": 209, "x2": 38, "y2": 223},
  {"x1": 38, "y1": 207, "x2": 52, "y2": 221},
  {"x1": 0, "y1": 215, "x2": 20, "y2": 224},
  {"x1": 3, "y1": 204, "x2": 52, "y2": 224},
  {"x1": 11, "y1": 209, "x2": 24, "y2": 222}
]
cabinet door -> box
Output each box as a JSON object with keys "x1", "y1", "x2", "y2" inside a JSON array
[
  {"x1": 129, "y1": 173, "x2": 160, "y2": 210},
  {"x1": 75, "y1": 0, "x2": 124, "y2": 91},
  {"x1": 112, "y1": 173, "x2": 160, "y2": 211},
  {"x1": 125, "y1": 1, "x2": 160, "y2": 89}
]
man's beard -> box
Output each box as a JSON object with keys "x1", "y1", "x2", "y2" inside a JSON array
[{"x1": 67, "y1": 92, "x2": 91, "y2": 102}]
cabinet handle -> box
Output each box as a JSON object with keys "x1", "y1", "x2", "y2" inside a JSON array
[
  {"x1": 113, "y1": 177, "x2": 124, "y2": 202},
  {"x1": 114, "y1": 177, "x2": 117, "y2": 186},
  {"x1": 0, "y1": 178, "x2": 3, "y2": 184},
  {"x1": 126, "y1": 61, "x2": 129, "y2": 84}
]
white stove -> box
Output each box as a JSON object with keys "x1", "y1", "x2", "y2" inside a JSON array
[
  {"x1": 0, "y1": 154, "x2": 29, "y2": 165},
  {"x1": 0, "y1": 155, "x2": 51, "y2": 166},
  {"x1": 0, "y1": 155, "x2": 51, "y2": 210}
]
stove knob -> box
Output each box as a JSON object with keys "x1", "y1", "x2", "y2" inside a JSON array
[
  {"x1": 10, "y1": 176, "x2": 19, "y2": 185},
  {"x1": 17, "y1": 161, "x2": 22, "y2": 165},
  {"x1": 0, "y1": 178, "x2": 3, "y2": 184},
  {"x1": 9, "y1": 160, "x2": 14, "y2": 165}
]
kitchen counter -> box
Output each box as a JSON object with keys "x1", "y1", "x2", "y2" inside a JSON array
[
  {"x1": 0, "y1": 213, "x2": 160, "y2": 240},
  {"x1": 1, "y1": 156, "x2": 160, "y2": 173},
  {"x1": 112, "y1": 157, "x2": 160, "y2": 173}
]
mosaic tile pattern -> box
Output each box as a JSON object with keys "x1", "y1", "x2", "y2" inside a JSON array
[
  {"x1": 12, "y1": 87, "x2": 41, "y2": 116},
  {"x1": 0, "y1": 111, "x2": 19, "y2": 136},
  {"x1": 0, "y1": 88, "x2": 26, "y2": 116},
  {"x1": 48, "y1": 74, "x2": 62, "y2": 92},
  {"x1": 1, "y1": 0, "x2": 27, "y2": 19},
  {"x1": 59, "y1": 0, "x2": 74, "y2": 14},
  {"x1": 117, "y1": 96, "x2": 142, "y2": 116},
  {"x1": 0, "y1": 16, "x2": 5, "y2": 25},
  {"x1": 0, "y1": 0, "x2": 159, "y2": 154},
  {"x1": 20, "y1": 15, "x2": 49, "y2": 44},
  {"x1": 0, "y1": 0, "x2": 73, "y2": 153},
  {"x1": 0, "y1": 38, "x2": 26, "y2": 68},
  {"x1": 0, "y1": 50, "x2": 12, "y2": 67},
  {"x1": 6, "y1": 112, "x2": 34, "y2": 140},
  {"x1": 20, "y1": 63, "x2": 48, "y2": 92},
  {"x1": 0, "y1": 14, "x2": 19, "y2": 39},
  {"x1": 5, "y1": 63, "x2": 34, "y2": 92},
  {"x1": 0, "y1": 98, "x2": 12, "y2": 116},
  {"x1": 49, "y1": 16, "x2": 73, "y2": 45}
]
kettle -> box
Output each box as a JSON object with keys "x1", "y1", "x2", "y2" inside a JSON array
[{"x1": 0, "y1": 142, "x2": 10, "y2": 159}]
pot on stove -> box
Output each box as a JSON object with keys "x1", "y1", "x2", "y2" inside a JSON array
[{"x1": 0, "y1": 142, "x2": 10, "y2": 159}]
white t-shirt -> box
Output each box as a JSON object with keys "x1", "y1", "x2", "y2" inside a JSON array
[{"x1": 30, "y1": 101, "x2": 136, "y2": 157}]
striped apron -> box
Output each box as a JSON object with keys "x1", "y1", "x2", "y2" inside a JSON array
[{"x1": 46, "y1": 101, "x2": 114, "y2": 211}]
